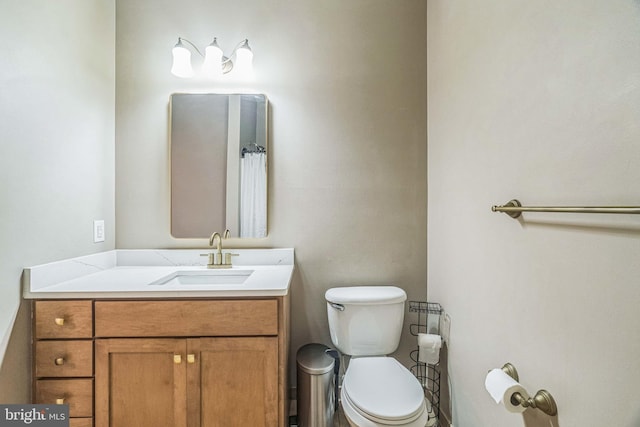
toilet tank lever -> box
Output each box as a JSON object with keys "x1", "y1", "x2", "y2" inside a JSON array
[{"x1": 328, "y1": 302, "x2": 345, "y2": 311}]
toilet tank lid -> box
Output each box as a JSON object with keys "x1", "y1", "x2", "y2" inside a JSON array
[{"x1": 325, "y1": 286, "x2": 407, "y2": 304}]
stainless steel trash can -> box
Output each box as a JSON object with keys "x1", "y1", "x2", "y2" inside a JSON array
[{"x1": 296, "y1": 343, "x2": 335, "y2": 427}]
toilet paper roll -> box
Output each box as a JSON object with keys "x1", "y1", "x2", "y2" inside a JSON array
[
  {"x1": 484, "y1": 368, "x2": 529, "y2": 413},
  {"x1": 417, "y1": 333, "x2": 442, "y2": 365}
]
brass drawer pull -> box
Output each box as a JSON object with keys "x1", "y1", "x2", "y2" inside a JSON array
[
  {"x1": 187, "y1": 354, "x2": 195, "y2": 364},
  {"x1": 173, "y1": 354, "x2": 182, "y2": 364},
  {"x1": 54, "y1": 357, "x2": 65, "y2": 366},
  {"x1": 54, "y1": 317, "x2": 65, "y2": 326},
  {"x1": 55, "y1": 398, "x2": 65, "y2": 405}
]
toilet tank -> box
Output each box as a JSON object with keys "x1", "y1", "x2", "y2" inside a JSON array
[{"x1": 325, "y1": 286, "x2": 407, "y2": 356}]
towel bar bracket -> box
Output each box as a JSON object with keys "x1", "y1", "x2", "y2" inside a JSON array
[{"x1": 492, "y1": 199, "x2": 522, "y2": 218}]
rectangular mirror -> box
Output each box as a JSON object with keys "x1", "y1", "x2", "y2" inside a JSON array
[{"x1": 170, "y1": 93, "x2": 267, "y2": 238}]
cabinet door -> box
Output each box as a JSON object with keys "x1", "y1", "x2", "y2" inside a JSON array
[
  {"x1": 187, "y1": 337, "x2": 278, "y2": 427},
  {"x1": 95, "y1": 339, "x2": 187, "y2": 427}
]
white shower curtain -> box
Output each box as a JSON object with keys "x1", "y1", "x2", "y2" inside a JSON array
[{"x1": 240, "y1": 152, "x2": 267, "y2": 237}]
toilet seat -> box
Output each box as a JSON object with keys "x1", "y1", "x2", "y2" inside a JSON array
[{"x1": 341, "y1": 357, "x2": 428, "y2": 426}]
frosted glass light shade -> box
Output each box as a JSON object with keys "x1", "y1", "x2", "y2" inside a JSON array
[
  {"x1": 171, "y1": 41, "x2": 193, "y2": 78},
  {"x1": 202, "y1": 40, "x2": 224, "y2": 78},
  {"x1": 170, "y1": 37, "x2": 255, "y2": 79},
  {"x1": 234, "y1": 41, "x2": 254, "y2": 79}
]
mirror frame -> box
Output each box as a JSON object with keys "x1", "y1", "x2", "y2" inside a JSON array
[{"x1": 169, "y1": 93, "x2": 268, "y2": 239}]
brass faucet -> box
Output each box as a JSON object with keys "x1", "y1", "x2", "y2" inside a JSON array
[
  {"x1": 203, "y1": 230, "x2": 237, "y2": 269},
  {"x1": 208, "y1": 232, "x2": 222, "y2": 266}
]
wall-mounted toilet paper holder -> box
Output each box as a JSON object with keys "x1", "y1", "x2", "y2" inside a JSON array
[{"x1": 500, "y1": 363, "x2": 558, "y2": 416}]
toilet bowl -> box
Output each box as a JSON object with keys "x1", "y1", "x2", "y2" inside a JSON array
[
  {"x1": 325, "y1": 286, "x2": 437, "y2": 427},
  {"x1": 340, "y1": 357, "x2": 430, "y2": 427}
]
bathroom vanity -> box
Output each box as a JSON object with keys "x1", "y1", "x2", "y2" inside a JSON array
[{"x1": 25, "y1": 249, "x2": 294, "y2": 427}]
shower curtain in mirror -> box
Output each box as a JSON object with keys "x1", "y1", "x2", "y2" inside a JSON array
[{"x1": 240, "y1": 152, "x2": 267, "y2": 237}]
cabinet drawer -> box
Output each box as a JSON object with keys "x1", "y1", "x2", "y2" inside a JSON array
[
  {"x1": 35, "y1": 341, "x2": 93, "y2": 378},
  {"x1": 35, "y1": 379, "x2": 93, "y2": 417},
  {"x1": 35, "y1": 301, "x2": 93, "y2": 339},
  {"x1": 95, "y1": 299, "x2": 278, "y2": 337},
  {"x1": 69, "y1": 419, "x2": 93, "y2": 427}
]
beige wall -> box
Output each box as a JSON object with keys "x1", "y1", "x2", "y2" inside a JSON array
[
  {"x1": 0, "y1": 0, "x2": 115, "y2": 400},
  {"x1": 428, "y1": 1, "x2": 640, "y2": 426},
  {"x1": 115, "y1": 0, "x2": 427, "y2": 381}
]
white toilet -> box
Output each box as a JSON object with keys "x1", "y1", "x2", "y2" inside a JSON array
[{"x1": 325, "y1": 286, "x2": 434, "y2": 427}]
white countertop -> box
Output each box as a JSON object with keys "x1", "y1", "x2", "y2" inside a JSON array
[{"x1": 23, "y1": 249, "x2": 294, "y2": 299}]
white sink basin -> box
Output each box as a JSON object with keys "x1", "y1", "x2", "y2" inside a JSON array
[{"x1": 151, "y1": 269, "x2": 254, "y2": 286}]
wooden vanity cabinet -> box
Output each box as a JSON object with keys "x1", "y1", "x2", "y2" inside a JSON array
[
  {"x1": 94, "y1": 338, "x2": 187, "y2": 427},
  {"x1": 33, "y1": 300, "x2": 94, "y2": 426},
  {"x1": 186, "y1": 337, "x2": 278, "y2": 426},
  {"x1": 95, "y1": 337, "x2": 278, "y2": 427},
  {"x1": 33, "y1": 297, "x2": 290, "y2": 427}
]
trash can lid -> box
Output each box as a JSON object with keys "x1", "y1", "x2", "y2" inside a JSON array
[{"x1": 297, "y1": 343, "x2": 335, "y2": 375}]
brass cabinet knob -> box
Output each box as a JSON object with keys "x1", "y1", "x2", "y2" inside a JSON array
[
  {"x1": 54, "y1": 357, "x2": 65, "y2": 366},
  {"x1": 187, "y1": 354, "x2": 195, "y2": 364},
  {"x1": 54, "y1": 317, "x2": 65, "y2": 326},
  {"x1": 173, "y1": 354, "x2": 182, "y2": 364},
  {"x1": 55, "y1": 398, "x2": 65, "y2": 405}
]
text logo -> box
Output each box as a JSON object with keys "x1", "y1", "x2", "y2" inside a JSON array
[{"x1": 0, "y1": 405, "x2": 68, "y2": 427}]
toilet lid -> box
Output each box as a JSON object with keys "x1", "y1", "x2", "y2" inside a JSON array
[{"x1": 343, "y1": 357, "x2": 425, "y2": 422}]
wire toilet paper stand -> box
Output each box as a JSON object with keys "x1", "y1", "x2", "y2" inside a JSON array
[{"x1": 409, "y1": 301, "x2": 442, "y2": 423}]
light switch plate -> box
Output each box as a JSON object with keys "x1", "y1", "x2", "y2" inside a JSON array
[{"x1": 93, "y1": 220, "x2": 105, "y2": 243}]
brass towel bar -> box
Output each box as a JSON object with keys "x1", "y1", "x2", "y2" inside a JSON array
[{"x1": 492, "y1": 199, "x2": 640, "y2": 219}]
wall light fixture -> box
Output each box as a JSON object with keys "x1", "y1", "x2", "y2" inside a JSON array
[{"x1": 171, "y1": 37, "x2": 253, "y2": 79}]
